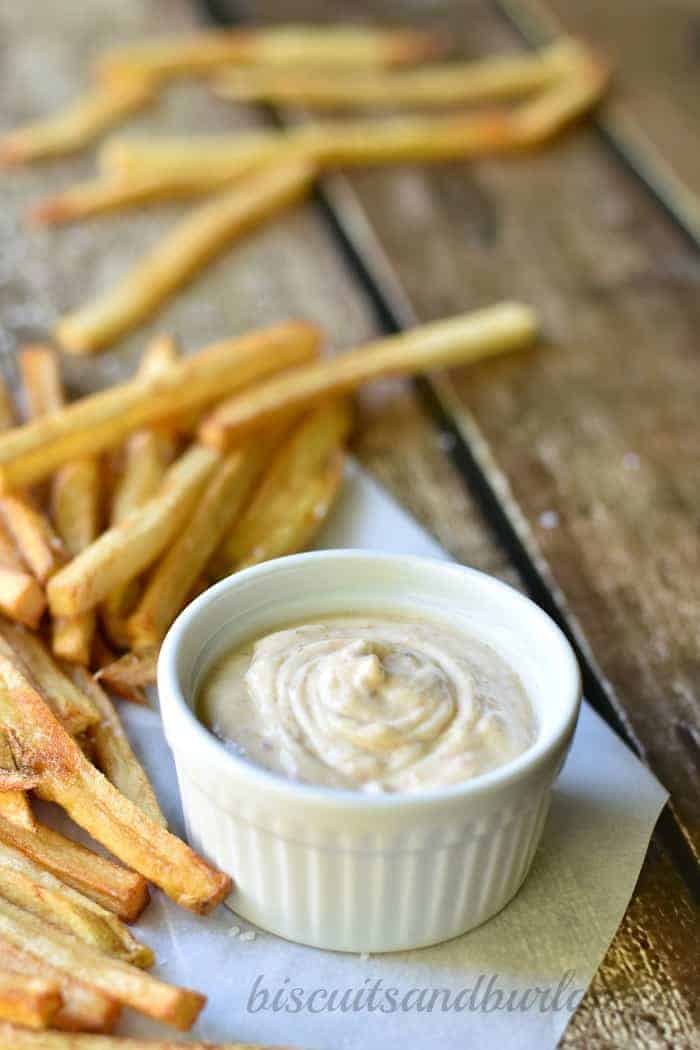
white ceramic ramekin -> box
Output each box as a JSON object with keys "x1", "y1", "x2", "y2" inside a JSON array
[{"x1": 159, "y1": 551, "x2": 581, "y2": 953}]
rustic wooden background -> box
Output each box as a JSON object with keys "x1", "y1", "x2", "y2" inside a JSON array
[{"x1": 0, "y1": 0, "x2": 698, "y2": 1045}]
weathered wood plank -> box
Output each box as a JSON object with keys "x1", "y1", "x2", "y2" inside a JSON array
[{"x1": 495, "y1": 0, "x2": 700, "y2": 243}]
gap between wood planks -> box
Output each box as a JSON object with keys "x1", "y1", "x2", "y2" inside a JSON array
[{"x1": 195, "y1": 0, "x2": 700, "y2": 902}]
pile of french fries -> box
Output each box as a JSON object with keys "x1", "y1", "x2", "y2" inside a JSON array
[
  {"x1": 0, "y1": 302, "x2": 537, "y2": 1045},
  {"x1": 1, "y1": 25, "x2": 608, "y2": 355}
]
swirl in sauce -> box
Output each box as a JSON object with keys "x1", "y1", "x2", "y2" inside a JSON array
[{"x1": 198, "y1": 616, "x2": 535, "y2": 793}]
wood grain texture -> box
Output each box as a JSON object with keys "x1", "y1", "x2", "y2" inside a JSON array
[{"x1": 495, "y1": 0, "x2": 700, "y2": 243}]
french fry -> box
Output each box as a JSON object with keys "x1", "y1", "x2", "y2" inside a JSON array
[
  {"x1": 0, "y1": 730, "x2": 39, "y2": 791},
  {"x1": 96, "y1": 26, "x2": 445, "y2": 83},
  {"x1": 214, "y1": 38, "x2": 577, "y2": 109},
  {"x1": 0, "y1": 725, "x2": 34, "y2": 831},
  {"x1": 128, "y1": 437, "x2": 281, "y2": 651},
  {"x1": 0, "y1": 80, "x2": 154, "y2": 166},
  {"x1": 0, "y1": 494, "x2": 66, "y2": 584},
  {"x1": 30, "y1": 170, "x2": 241, "y2": 227},
  {"x1": 211, "y1": 402, "x2": 349, "y2": 578},
  {"x1": 0, "y1": 524, "x2": 46, "y2": 628},
  {"x1": 0, "y1": 1026, "x2": 281, "y2": 1048},
  {"x1": 96, "y1": 108, "x2": 517, "y2": 184},
  {"x1": 102, "y1": 336, "x2": 179, "y2": 648},
  {"x1": 512, "y1": 45, "x2": 610, "y2": 145},
  {"x1": 48, "y1": 445, "x2": 220, "y2": 618},
  {"x1": 0, "y1": 838, "x2": 153, "y2": 966},
  {"x1": 0, "y1": 817, "x2": 148, "y2": 922},
  {"x1": 0, "y1": 941, "x2": 120, "y2": 1033},
  {"x1": 55, "y1": 160, "x2": 316, "y2": 354},
  {"x1": 0, "y1": 623, "x2": 98, "y2": 735},
  {"x1": 0, "y1": 385, "x2": 15, "y2": 433},
  {"x1": 95, "y1": 651, "x2": 157, "y2": 695},
  {"x1": 0, "y1": 896, "x2": 203, "y2": 1029},
  {"x1": 0, "y1": 321, "x2": 320, "y2": 491},
  {"x1": 92, "y1": 649, "x2": 149, "y2": 707},
  {"x1": 99, "y1": 129, "x2": 285, "y2": 183},
  {"x1": 0, "y1": 970, "x2": 61, "y2": 1030},
  {"x1": 201, "y1": 303, "x2": 537, "y2": 450},
  {"x1": 0, "y1": 651, "x2": 231, "y2": 913},
  {"x1": 68, "y1": 666, "x2": 165, "y2": 827},
  {"x1": 20, "y1": 345, "x2": 100, "y2": 663}
]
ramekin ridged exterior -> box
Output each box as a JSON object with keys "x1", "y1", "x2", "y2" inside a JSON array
[{"x1": 159, "y1": 551, "x2": 581, "y2": 952}]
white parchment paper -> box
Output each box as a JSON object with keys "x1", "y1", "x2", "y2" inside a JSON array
[{"x1": 108, "y1": 465, "x2": 667, "y2": 1048}]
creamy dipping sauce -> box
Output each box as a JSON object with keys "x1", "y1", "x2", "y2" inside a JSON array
[{"x1": 197, "y1": 616, "x2": 536, "y2": 793}]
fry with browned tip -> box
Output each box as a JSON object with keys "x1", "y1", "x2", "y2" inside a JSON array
[
  {"x1": 0, "y1": 896, "x2": 204, "y2": 1029},
  {"x1": 511, "y1": 44, "x2": 611, "y2": 145},
  {"x1": 68, "y1": 665, "x2": 165, "y2": 827},
  {"x1": 0, "y1": 650, "x2": 231, "y2": 913},
  {"x1": 0, "y1": 321, "x2": 320, "y2": 492},
  {"x1": 0, "y1": 838, "x2": 153, "y2": 966},
  {"x1": 0, "y1": 80, "x2": 154, "y2": 166},
  {"x1": 30, "y1": 170, "x2": 241, "y2": 227},
  {"x1": 96, "y1": 25, "x2": 446, "y2": 84},
  {"x1": 201, "y1": 303, "x2": 537, "y2": 450},
  {"x1": 214, "y1": 38, "x2": 578, "y2": 110},
  {"x1": 0, "y1": 971, "x2": 61, "y2": 1031},
  {"x1": 55, "y1": 159, "x2": 316, "y2": 354},
  {"x1": 94, "y1": 651, "x2": 157, "y2": 702},
  {"x1": 0, "y1": 941, "x2": 120, "y2": 1034},
  {"x1": 0, "y1": 816, "x2": 148, "y2": 922},
  {"x1": 0, "y1": 730, "x2": 35, "y2": 832}
]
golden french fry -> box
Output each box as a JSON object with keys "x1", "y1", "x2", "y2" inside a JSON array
[
  {"x1": 201, "y1": 303, "x2": 537, "y2": 450},
  {"x1": 211, "y1": 402, "x2": 349, "y2": 578},
  {"x1": 96, "y1": 25, "x2": 446, "y2": 83},
  {"x1": 18, "y1": 346, "x2": 64, "y2": 420},
  {"x1": 96, "y1": 108, "x2": 517, "y2": 184},
  {"x1": 94, "y1": 652, "x2": 156, "y2": 704},
  {"x1": 214, "y1": 38, "x2": 576, "y2": 109},
  {"x1": 0, "y1": 729, "x2": 39, "y2": 793},
  {"x1": 48, "y1": 445, "x2": 220, "y2": 618},
  {"x1": 102, "y1": 335, "x2": 180, "y2": 647},
  {"x1": 56, "y1": 159, "x2": 316, "y2": 354},
  {"x1": 0, "y1": 1025, "x2": 281, "y2": 1048},
  {"x1": 0, "y1": 729, "x2": 34, "y2": 832},
  {"x1": 0, "y1": 623, "x2": 98, "y2": 735},
  {"x1": 512, "y1": 45, "x2": 610, "y2": 145},
  {"x1": 0, "y1": 320, "x2": 320, "y2": 491},
  {"x1": 0, "y1": 80, "x2": 154, "y2": 166},
  {"x1": 0, "y1": 651, "x2": 231, "y2": 913},
  {"x1": 0, "y1": 495, "x2": 66, "y2": 584},
  {"x1": 0, "y1": 386, "x2": 15, "y2": 434},
  {"x1": 128, "y1": 436, "x2": 284, "y2": 651},
  {"x1": 0, "y1": 524, "x2": 46, "y2": 629},
  {"x1": 30, "y1": 170, "x2": 241, "y2": 226},
  {"x1": 0, "y1": 939, "x2": 119, "y2": 1033},
  {"x1": 0, "y1": 817, "x2": 148, "y2": 922},
  {"x1": 68, "y1": 665, "x2": 165, "y2": 827},
  {"x1": 20, "y1": 340, "x2": 99, "y2": 663},
  {"x1": 98, "y1": 129, "x2": 285, "y2": 183},
  {"x1": 0, "y1": 970, "x2": 61, "y2": 1031},
  {"x1": 0, "y1": 838, "x2": 153, "y2": 967},
  {"x1": 0, "y1": 895, "x2": 203, "y2": 1030}
]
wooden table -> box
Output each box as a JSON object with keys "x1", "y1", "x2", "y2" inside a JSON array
[{"x1": 0, "y1": 0, "x2": 698, "y2": 1045}]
